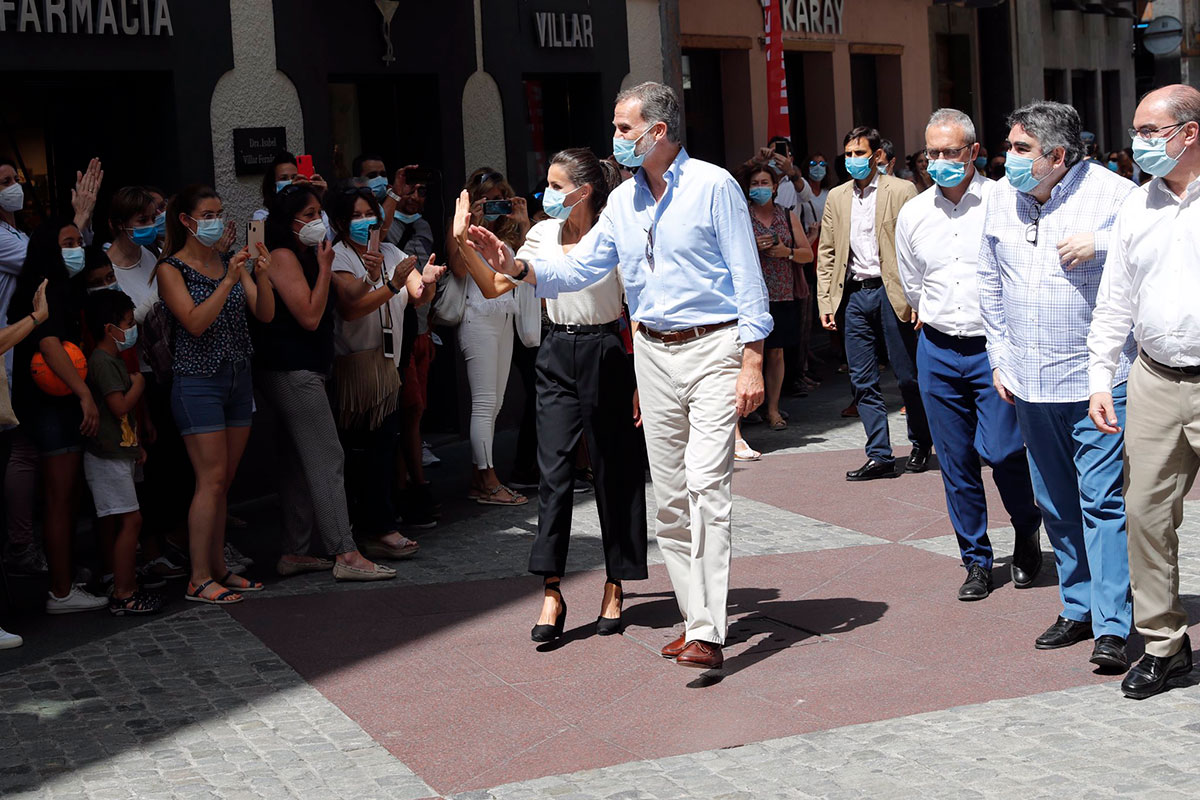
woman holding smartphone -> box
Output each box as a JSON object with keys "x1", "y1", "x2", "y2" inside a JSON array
[
  {"x1": 446, "y1": 168, "x2": 530, "y2": 506},
  {"x1": 455, "y1": 149, "x2": 647, "y2": 642},
  {"x1": 326, "y1": 186, "x2": 443, "y2": 557},
  {"x1": 257, "y1": 184, "x2": 400, "y2": 579}
]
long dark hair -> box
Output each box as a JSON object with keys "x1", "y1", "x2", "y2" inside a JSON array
[
  {"x1": 261, "y1": 152, "x2": 297, "y2": 207},
  {"x1": 325, "y1": 186, "x2": 381, "y2": 245},
  {"x1": 159, "y1": 184, "x2": 220, "y2": 263},
  {"x1": 265, "y1": 183, "x2": 323, "y2": 256},
  {"x1": 548, "y1": 148, "x2": 620, "y2": 222},
  {"x1": 7, "y1": 215, "x2": 79, "y2": 325}
]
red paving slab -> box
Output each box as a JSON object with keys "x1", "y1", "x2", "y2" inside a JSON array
[{"x1": 228, "y1": 544, "x2": 1149, "y2": 795}]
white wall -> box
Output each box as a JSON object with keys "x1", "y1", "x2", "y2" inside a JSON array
[{"x1": 623, "y1": 0, "x2": 665, "y2": 89}]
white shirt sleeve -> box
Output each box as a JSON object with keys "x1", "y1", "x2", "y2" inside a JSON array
[
  {"x1": 1087, "y1": 209, "x2": 1135, "y2": 395},
  {"x1": 894, "y1": 206, "x2": 924, "y2": 314}
]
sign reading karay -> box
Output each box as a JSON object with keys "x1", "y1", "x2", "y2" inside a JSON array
[
  {"x1": 0, "y1": 0, "x2": 174, "y2": 35},
  {"x1": 781, "y1": 0, "x2": 844, "y2": 36}
]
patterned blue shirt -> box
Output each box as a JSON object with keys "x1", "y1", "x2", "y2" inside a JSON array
[
  {"x1": 978, "y1": 161, "x2": 1136, "y2": 403},
  {"x1": 531, "y1": 148, "x2": 773, "y2": 343}
]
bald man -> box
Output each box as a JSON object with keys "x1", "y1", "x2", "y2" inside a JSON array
[{"x1": 1088, "y1": 84, "x2": 1200, "y2": 699}]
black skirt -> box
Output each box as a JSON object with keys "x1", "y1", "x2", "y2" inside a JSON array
[{"x1": 766, "y1": 300, "x2": 800, "y2": 349}]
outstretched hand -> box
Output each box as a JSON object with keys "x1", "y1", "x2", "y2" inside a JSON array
[
  {"x1": 466, "y1": 225, "x2": 517, "y2": 276},
  {"x1": 452, "y1": 190, "x2": 472, "y2": 241}
]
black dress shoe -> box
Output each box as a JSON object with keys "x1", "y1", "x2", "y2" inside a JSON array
[
  {"x1": 905, "y1": 445, "x2": 931, "y2": 473},
  {"x1": 958, "y1": 564, "x2": 993, "y2": 601},
  {"x1": 846, "y1": 459, "x2": 898, "y2": 482},
  {"x1": 1035, "y1": 616, "x2": 1093, "y2": 650},
  {"x1": 1090, "y1": 635, "x2": 1129, "y2": 673},
  {"x1": 1010, "y1": 530, "x2": 1043, "y2": 588},
  {"x1": 1122, "y1": 634, "x2": 1193, "y2": 699}
]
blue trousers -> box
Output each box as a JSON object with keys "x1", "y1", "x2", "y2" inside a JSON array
[
  {"x1": 916, "y1": 328, "x2": 1041, "y2": 570},
  {"x1": 1014, "y1": 383, "x2": 1132, "y2": 637},
  {"x1": 845, "y1": 284, "x2": 931, "y2": 462}
]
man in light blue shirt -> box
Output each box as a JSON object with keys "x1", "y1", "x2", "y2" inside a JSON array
[
  {"x1": 978, "y1": 101, "x2": 1136, "y2": 671},
  {"x1": 468, "y1": 82, "x2": 770, "y2": 671}
]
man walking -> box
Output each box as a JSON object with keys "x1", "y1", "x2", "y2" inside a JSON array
[
  {"x1": 817, "y1": 126, "x2": 932, "y2": 481},
  {"x1": 467, "y1": 82, "x2": 771, "y2": 671},
  {"x1": 1088, "y1": 84, "x2": 1200, "y2": 698},
  {"x1": 979, "y1": 101, "x2": 1136, "y2": 670},
  {"x1": 897, "y1": 109, "x2": 1043, "y2": 602}
]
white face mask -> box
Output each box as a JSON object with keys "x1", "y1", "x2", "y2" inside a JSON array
[
  {"x1": 0, "y1": 182, "x2": 24, "y2": 213},
  {"x1": 295, "y1": 217, "x2": 327, "y2": 246}
]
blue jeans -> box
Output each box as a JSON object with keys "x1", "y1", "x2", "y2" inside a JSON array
[
  {"x1": 1014, "y1": 383, "x2": 1132, "y2": 637},
  {"x1": 916, "y1": 328, "x2": 1041, "y2": 570},
  {"x1": 844, "y1": 284, "x2": 931, "y2": 462},
  {"x1": 170, "y1": 360, "x2": 254, "y2": 436}
]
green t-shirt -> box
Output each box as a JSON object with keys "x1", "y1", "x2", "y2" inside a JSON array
[{"x1": 86, "y1": 350, "x2": 139, "y2": 459}]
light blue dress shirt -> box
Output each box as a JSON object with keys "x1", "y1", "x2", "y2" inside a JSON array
[
  {"x1": 978, "y1": 160, "x2": 1136, "y2": 404},
  {"x1": 531, "y1": 148, "x2": 773, "y2": 344}
]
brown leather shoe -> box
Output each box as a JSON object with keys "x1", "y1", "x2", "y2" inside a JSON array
[
  {"x1": 675, "y1": 640, "x2": 723, "y2": 669},
  {"x1": 661, "y1": 634, "x2": 687, "y2": 659}
]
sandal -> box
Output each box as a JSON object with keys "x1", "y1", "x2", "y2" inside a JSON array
[
  {"x1": 477, "y1": 485, "x2": 528, "y2": 506},
  {"x1": 109, "y1": 589, "x2": 165, "y2": 616},
  {"x1": 221, "y1": 571, "x2": 265, "y2": 592},
  {"x1": 767, "y1": 416, "x2": 788, "y2": 431},
  {"x1": 734, "y1": 438, "x2": 761, "y2": 461},
  {"x1": 184, "y1": 579, "x2": 243, "y2": 605},
  {"x1": 360, "y1": 535, "x2": 420, "y2": 560}
]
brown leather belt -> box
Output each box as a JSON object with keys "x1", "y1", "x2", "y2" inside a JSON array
[
  {"x1": 640, "y1": 319, "x2": 736, "y2": 345},
  {"x1": 1143, "y1": 352, "x2": 1200, "y2": 377}
]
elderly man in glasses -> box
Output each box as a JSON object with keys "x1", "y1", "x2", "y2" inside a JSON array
[{"x1": 978, "y1": 101, "x2": 1137, "y2": 670}]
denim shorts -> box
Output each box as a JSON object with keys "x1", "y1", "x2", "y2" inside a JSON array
[
  {"x1": 170, "y1": 360, "x2": 254, "y2": 436},
  {"x1": 27, "y1": 396, "x2": 84, "y2": 456}
]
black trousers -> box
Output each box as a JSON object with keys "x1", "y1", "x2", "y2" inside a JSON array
[{"x1": 528, "y1": 329, "x2": 648, "y2": 580}]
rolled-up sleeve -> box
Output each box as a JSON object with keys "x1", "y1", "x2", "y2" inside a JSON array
[
  {"x1": 712, "y1": 178, "x2": 772, "y2": 343},
  {"x1": 533, "y1": 210, "x2": 620, "y2": 299}
]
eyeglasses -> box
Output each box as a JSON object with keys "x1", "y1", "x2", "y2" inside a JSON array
[
  {"x1": 1127, "y1": 122, "x2": 1188, "y2": 141},
  {"x1": 644, "y1": 225, "x2": 655, "y2": 270},
  {"x1": 1024, "y1": 200, "x2": 1041, "y2": 246},
  {"x1": 924, "y1": 145, "x2": 971, "y2": 160}
]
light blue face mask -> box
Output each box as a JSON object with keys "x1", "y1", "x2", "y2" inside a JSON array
[
  {"x1": 748, "y1": 186, "x2": 774, "y2": 206},
  {"x1": 1107, "y1": 160, "x2": 1119, "y2": 172},
  {"x1": 189, "y1": 217, "x2": 225, "y2": 247},
  {"x1": 927, "y1": 159, "x2": 968, "y2": 188},
  {"x1": 613, "y1": 125, "x2": 656, "y2": 168},
  {"x1": 87, "y1": 282, "x2": 121, "y2": 294},
  {"x1": 153, "y1": 212, "x2": 167, "y2": 238},
  {"x1": 111, "y1": 324, "x2": 138, "y2": 352},
  {"x1": 396, "y1": 212, "x2": 422, "y2": 224},
  {"x1": 541, "y1": 186, "x2": 580, "y2": 220},
  {"x1": 1132, "y1": 124, "x2": 1189, "y2": 178},
  {"x1": 877, "y1": 164, "x2": 889, "y2": 176},
  {"x1": 129, "y1": 225, "x2": 158, "y2": 246},
  {"x1": 845, "y1": 156, "x2": 873, "y2": 180},
  {"x1": 275, "y1": 179, "x2": 293, "y2": 194},
  {"x1": 367, "y1": 176, "x2": 388, "y2": 199},
  {"x1": 975, "y1": 156, "x2": 988, "y2": 171},
  {"x1": 1004, "y1": 151, "x2": 1051, "y2": 194},
  {"x1": 809, "y1": 163, "x2": 827, "y2": 181},
  {"x1": 349, "y1": 216, "x2": 378, "y2": 245},
  {"x1": 483, "y1": 213, "x2": 502, "y2": 223},
  {"x1": 61, "y1": 247, "x2": 86, "y2": 276}
]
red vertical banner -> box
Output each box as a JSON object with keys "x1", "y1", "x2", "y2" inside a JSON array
[{"x1": 762, "y1": 0, "x2": 790, "y2": 141}]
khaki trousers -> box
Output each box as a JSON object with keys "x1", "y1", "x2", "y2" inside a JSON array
[
  {"x1": 1124, "y1": 355, "x2": 1200, "y2": 658},
  {"x1": 633, "y1": 325, "x2": 742, "y2": 645}
]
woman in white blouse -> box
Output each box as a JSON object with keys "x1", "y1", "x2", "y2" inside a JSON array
[{"x1": 454, "y1": 149, "x2": 647, "y2": 643}]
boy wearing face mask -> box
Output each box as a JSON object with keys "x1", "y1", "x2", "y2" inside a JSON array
[{"x1": 82, "y1": 288, "x2": 162, "y2": 616}]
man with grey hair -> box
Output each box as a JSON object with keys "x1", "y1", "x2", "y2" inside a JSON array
[
  {"x1": 467, "y1": 81, "x2": 771, "y2": 671},
  {"x1": 1088, "y1": 84, "x2": 1200, "y2": 698},
  {"x1": 978, "y1": 100, "x2": 1136, "y2": 670},
  {"x1": 896, "y1": 108, "x2": 1042, "y2": 602}
]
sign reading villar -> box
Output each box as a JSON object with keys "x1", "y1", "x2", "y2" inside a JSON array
[
  {"x1": 233, "y1": 127, "x2": 287, "y2": 177},
  {"x1": 0, "y1": 0, "x2": 174, "y2": 35},
  {"x1": 534, "y1": 10, "x2": 594, "y2": 49}
]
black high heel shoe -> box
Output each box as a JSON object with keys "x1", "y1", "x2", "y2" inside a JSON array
[
  {"x1": 596, "y1": 580, "x2": 623, "y2": 636},
  {"x1": 531, "y1": 582, "x2": 566, "y2": 642}
]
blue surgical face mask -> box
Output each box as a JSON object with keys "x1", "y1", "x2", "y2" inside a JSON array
[
  {"x1": 1132, "y1": 125, "x2": 1189, "y2": 178},
  {"x1": 1107, "y1": 160, "x2": 1119, "y2": 172},
  {"x1": 275, "y1": 179, "x2": 293, "y2": 194},
  {"x1": 809, "y1": 163, "x2": 827, "y2": 181},
  {"x1": 367, "y1": 176, "x2": 388, "y2": 199},
  {"x1": 349, "y1": 216, "x2": 378, "y2": 245},
  {"x1": 613, "y1": 125, "x2": 657, "y2": 168},
  {"x1": 61, "y1": 246, "x2": 86, "y2": 276},
  {"x1": 129, "y1": 225, "x2": 158, "y2": 246},
  {"x1": 877, "y1": 164, "x2": 889, "y2": 176},
  {"x1": 396, "y1": 212, "x2": 422, "y2": 224},
  {"x1": 541, "y1": 186, "x2": 581, "y2": 220},
  {"x1": 845, "y1": 156, "x2": 873, "y2": 181},
  {"x1": 928, "y1": 158, "x2": 968, "y2": 188},
  {"x1": 748, "y1": 186, "x2": 774, "y2": 206},
  {"x1": 111, "y1": 323, "x2": 138, "y2": 352},
  {"x1": 975, "y1": 156, "x2": 988, "y2": 171},
  {"x1": 1004, "y1": 151, "x2": 1051, "y2": 194},
  {"x1": 482, "y1": 213, "x2": 501, "y2": 223},
  {"x1": 153, "y1": 212, "x2": 167, "y2": 238},
  {"x1": 188, "y1": 217, "x2": 225, "y2": 247},
  {"x1": 87, "y1": 282, "x2": 120, "y2": 295}
]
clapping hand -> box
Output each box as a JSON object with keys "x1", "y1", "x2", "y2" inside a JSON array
[
  {"x1": 216, "y1": 220, "x2": 236, "y2": 254},
  {"x1": 412, "y1": 254, "x2": 446, "y2": 300}
]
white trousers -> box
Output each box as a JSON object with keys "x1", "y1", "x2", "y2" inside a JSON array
[
  {"x1": 633, "y1": 325, "x2": 742, "y2": 645},
  {"x1": 459, "y1": 309, "x2": 514, "y2": 470}
]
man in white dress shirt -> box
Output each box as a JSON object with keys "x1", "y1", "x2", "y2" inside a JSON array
[
  {"x1": 896, "y1": 109, "x2": 1042, "y2": 603},
  {"x1": 1088, "y1": 84, "x2": 1200, "y2": 699}
]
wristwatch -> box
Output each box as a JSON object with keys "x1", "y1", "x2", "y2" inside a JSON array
[
  {"x1": 507, "y1": 259, "x2": 530, "y2": 284},
  {"x1": 385, "y1": 278, "x2": 402, "y2": 295}
]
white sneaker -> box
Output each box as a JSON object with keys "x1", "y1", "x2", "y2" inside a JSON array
[
  {"x1": 45, "y1": 584, "x2": 108, "y2": 614},
  {"x1": 224, "y1": 543, "x2": 253, "y2": 568},
  {"x1": 421, "y1": 442, "x2": 441, "y2": 467},
  {"x1": 0, "y1": 627, "x2": 22, "y2": 649}
]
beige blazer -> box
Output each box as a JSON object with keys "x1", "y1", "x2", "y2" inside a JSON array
[{"x1": 816, "y1": 174, "x2": 918, "y2": 322}]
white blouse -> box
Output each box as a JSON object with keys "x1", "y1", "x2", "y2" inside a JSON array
[
  {"x1": 331, "y1": 241, "x2": 409, "y2": 365},
  {"x1": 517, "y1": 219, "x2": 623, "y2": 326}
]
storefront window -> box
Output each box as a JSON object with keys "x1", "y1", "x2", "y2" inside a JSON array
[
  {"x1": 521, "y1": 73, "x2": 604, "y2": 192},
  {"x1": 328, "y1": 76, "x2": 444, "y2": 184},
  {"x1": 681, "y1": 49, "x2": 726, "y2": 165}
]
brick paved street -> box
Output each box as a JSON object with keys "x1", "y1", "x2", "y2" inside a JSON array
[{"x1": 3, "y1": 376, "x2": 1200, "y2": 799}]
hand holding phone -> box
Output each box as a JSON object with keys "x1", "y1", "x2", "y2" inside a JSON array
[
  {"x1": 247, "y1": 220, "x2": 265, "y2": 254},
  {"x1": 367, "y1": 224, "x2": 381, "y2": 254},
  {"x1": 296, "y1": 154, "x2": 315, "y2": 179},
  {"x1": 483, "y1": 199, "x2": 514, "y2": 217}
]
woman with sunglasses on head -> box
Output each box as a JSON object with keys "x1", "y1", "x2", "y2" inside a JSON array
[
  {"x1": 256, "y1": 183, "x2": 400, "y2": 580},
  {"x1": 325, "y1": 186, "x2": 444, "y2": 564},
  {"x1": 446, "y1": 168, "x2": 531, "y2": 506},
  {"x1": 155, "y1": 184, "x2": 275, "y2": 604},
  {"x1": 454, "y1": 149, "x2": 647, "y2": 641}
]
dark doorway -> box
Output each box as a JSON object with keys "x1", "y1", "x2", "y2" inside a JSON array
[
  {"x1": 520, "y1": 72, "x2": 605, "y2": 193},
  {"x1": 935, "y1": 33, "x2": 973, "y2": 112},
  {"x1": 850, "y1": 54, "x2": 880, "y2": 132},
  {"x1": 682, "y1": 49, "x2": 726, "y2": 165},
  {"x1": 783, "y1": 52, "x2": 810, "y2": 160}
]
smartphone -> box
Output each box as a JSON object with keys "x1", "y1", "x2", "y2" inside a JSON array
[
  {"x1": 404, "y1": 167, "x2": 435, "y2": 185},
  {"x1": 367, "y1": 223, "x2": 381, "y2": 254},
  {"x1": 246, "y1": 220, "x2": 265, "y2": 254},
  {"x1": 483, "y1": 199, "x2": 513, "y2": 217},
  {"x1": 296, "y1": 154, "x2": 315, "y2": 178}
]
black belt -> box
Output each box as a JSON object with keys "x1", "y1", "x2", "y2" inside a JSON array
[
  {"x1": 549, "y1": 321, "x2": 622, "y2": 335},
  {"x1": 1143, "y1": 352, "x2": 1200, "y2": 377},
  {"x1": 848, "y1": 277, "x2": 884, "y2": 290}
]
